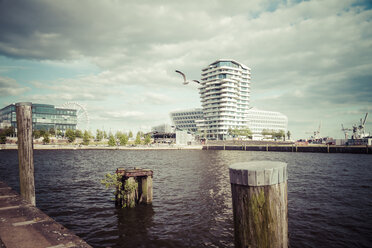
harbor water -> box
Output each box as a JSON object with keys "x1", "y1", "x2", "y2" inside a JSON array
[{"x1": 0, "y1": 149, "x2": 371, "y2": 248}]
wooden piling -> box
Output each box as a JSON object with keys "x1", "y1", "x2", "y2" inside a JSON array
[
  {"x1": 229, "y1": 161, "x2": 288, "y2": 248},
  {"x1": 115, "y1": 168, "x2": 153, "y2": 208},
  {"x1": 16, "y1": 102, "x2": 35, "y2": 206},
  {"x1": 141, "y1": 175, "x2": 153, "y2": 204}
]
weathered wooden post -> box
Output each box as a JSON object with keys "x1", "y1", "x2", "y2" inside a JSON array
[
  {"x1": 229, "y1": 161, "x2": 288, "y2": 248},
  {"x1": 16, "y1": 102, "x2": 35, "y2": 206},
  {"x1": 141, "y1": 173, "x2": 153, "y2": 204},
  {"x1": 115, "y1": 168, "x2": 153, "y2": 208}
]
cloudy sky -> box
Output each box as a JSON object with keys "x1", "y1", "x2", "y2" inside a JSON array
[{"x1": 0, "y1": 0, "x2": 371, "y2": 139}]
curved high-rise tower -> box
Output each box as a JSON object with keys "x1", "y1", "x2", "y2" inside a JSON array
[{"x1": 198, "y1": 59, "x2": 251, "y2": 140}]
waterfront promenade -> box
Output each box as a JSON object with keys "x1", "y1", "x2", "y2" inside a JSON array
[
  {"x1": 1, "y1": 141, "x2": 370, "y2": 154},
  {"x1": 0, "y1": 144, "x2": 203, "y2": 150},
  {"x1": 203, "y1": 140, "x2": 371, "y2": 154},
  {"x1": 0, "y1": 181, "x2": 91, "y2": 248}
]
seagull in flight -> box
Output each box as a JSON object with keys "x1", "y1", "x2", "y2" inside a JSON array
[{"x1": 175, "y1": 70, "x2": 200, "y2": 85}]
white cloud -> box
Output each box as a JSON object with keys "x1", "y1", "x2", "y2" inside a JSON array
[
  {"x1": 0, "y1": 0, "x2": 371, "y2": 137},
  {"x1": 0, "y1": 76, "x2": 29, "y2": 96}
]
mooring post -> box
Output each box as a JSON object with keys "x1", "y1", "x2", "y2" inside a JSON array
[
  {"x1": 229, "y1": 161, "x2": 288, "y2": 248},
  {"x1": 141, "y1": 174, "x2": 153, "y2": 204},
  {"x1": 266, "y1": 144, "x2": 269, "y2": 151},
  {"x1": 16, "y1": 102, "x2": 35, "y2": 206},
  {"x1": 327, "y1": 144, "x2": 330, "y2": 153}
]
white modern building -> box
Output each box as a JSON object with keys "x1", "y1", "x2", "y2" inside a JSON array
[
  {"x1": 247, "y1": 107, "x2": 288, "y2": 140},
  {"x1": 170, "y1": 108, "x2": 204, "y2": 133},
  {"x1": 199, "y1": 59, "x2": 251, "y2": 140},
  {"x1": 151, "y1": 123, "x2": 174, "y2": 133}
]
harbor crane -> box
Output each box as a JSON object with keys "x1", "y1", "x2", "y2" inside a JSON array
[
  {"x1": 352, "y1": 113, "x2": 369, "y2": 139},
  {"x1": 341, "y1": 124, "x2": 352, "y2": 139},
  {"x1": 342, "y1": 113, "x2": 369, "y2": 139},
  {"x1": 306, "y1": 122, "x2": 321, "y2": 140}
]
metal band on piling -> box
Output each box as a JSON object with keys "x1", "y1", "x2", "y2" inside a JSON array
[{"x1": 229, "y1": 161, "x2": 288, "y2": 248}]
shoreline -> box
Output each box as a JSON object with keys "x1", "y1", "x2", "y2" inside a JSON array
[{"x1": 0, "y1": 144, "x2": 203, "y2": 150}]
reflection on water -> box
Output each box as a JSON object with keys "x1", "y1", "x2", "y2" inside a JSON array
[{"x1": 0, "y1": 149, "x2": 372, "y2": 248}]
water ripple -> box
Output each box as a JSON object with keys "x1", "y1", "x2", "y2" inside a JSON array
[{"x1": 1, "y1": 150, "x2": 372, "y2": 247}]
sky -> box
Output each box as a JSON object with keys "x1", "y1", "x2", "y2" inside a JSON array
[{"x1": 0, "y1": 0, "x2": 371, "y2": 139}]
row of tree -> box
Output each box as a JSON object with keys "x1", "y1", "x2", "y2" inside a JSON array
[
  {"x1": 0, "y1": 126, "x2": 15, "y2": 144},
  {"x1": 106, "y1": 130, "x2": 151, "y2": 146},
  {"x1": 262, "y1": 129, "x2": 290, "y2": 139},
  {"x1": 228, "y1": 128, "x2": 253, "y2": 138},
  {"x1": 227, "y1": 128, "x2": 291, "y2": 140}
]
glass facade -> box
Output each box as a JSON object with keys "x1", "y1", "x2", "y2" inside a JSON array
[
  {"x1": 170, "y1": 108, "x2": 204, "y2": 133},
  {"x1": 0, "y1": 103, "x2": 77, "y2": 132}
]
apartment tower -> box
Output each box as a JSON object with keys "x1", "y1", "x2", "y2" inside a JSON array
[{"x1": 199, "y1": 59, "x2": 251, "y2": 140}]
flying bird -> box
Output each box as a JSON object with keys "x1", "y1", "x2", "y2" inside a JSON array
[
  {"x1": 175, "y1": 70, "x2": 189, "y2": 85},
  {"x1": 175, "y1": 70, "x2": 201, "y2": 85}
]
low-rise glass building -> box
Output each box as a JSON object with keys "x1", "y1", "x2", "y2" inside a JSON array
[
  {"x1": 247, "y1": 107, "x2": 288, "y2": 139},
  {"x1": 170, "y1": 108, "x2": 204, "y2": 133},
  {"x1": 0, "y1": 103, "x2": 77, "y2": 132}
]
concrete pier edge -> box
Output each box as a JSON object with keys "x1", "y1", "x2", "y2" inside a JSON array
[{"x1": 0, "y1": 181, "x2": 92, "y2": 248}]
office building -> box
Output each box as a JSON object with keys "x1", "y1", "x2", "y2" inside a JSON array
[
  {"x1": 170, "y1": 108, "x2": 204, "y2": 133},
  {"x1": 247, "y1": 107, "x2": 288, "y2": 139},
  {"x1": 199, "y1": 59, "x2": 251, "y2": 140},
  {"x1": 151, "y1": 123, "x2": 174, "y2": 133},
  {"x1": 0, "y1": 103, "x2": 77, "y2": 132}
]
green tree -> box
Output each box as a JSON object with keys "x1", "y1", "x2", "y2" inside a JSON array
[
  {"x1": 0, "y1": 127, "x2": 12, "y2": 143},
  {"x1": 0, "y1": 135, "x2": 6, "y2": 144},
  {"x1": 57, "y1": 129, "x2": 63, "y2": 137},
  {"x1": 115, "y1": 131, "x2": 122, "y2": 140},
  {"x1": 33, "y1": 130, "x2": 41, "y2": 139},
  {"x1": 75, "y1": 129, "x2": 83, "y2": 138},
  {"x1": 42, "y1": 133, "x2": 50, "y2": 144},
  {"x1": 261, "y1": 129, "x2": 272, "y2": 136},
  {"x1": 134, "y1": 132, "x2": 141, "y2": 145},
  {"x1": 119, "y1": 133, "x2": 128, "y2": 146},
  {"x1": 96, "y1": 129, "x2": 103, "y2": 141},
  {"x1": 65, "y1": 129, "x2": 76, "y2": 143},
  {"x1": 4, "y1": 126, "x2": 15, "y2": 136},
  {"x1": 128, "y1": 131, "x2": 133, "y2": 138},
  {"x1": 241, "y1": 128, "x2": 252, "y2": 139},
  {"x1": 287, "y1": 131, "x2": 291, "y2": 140},
  {"x1": 103, "y1": 131, "x2": 108, "y2": 139},
  {"x1": 49, "y1": 128, "x2": 56, "y2": 136},
  {"x1": 108, "y1": 134, "x2": 116, "y2": 146},
  {"x1": 83, "y1": 130, "x2": 90, "y2": 145},
  {"x1": 144, "y1": 134, "x2": 151, "y2": 145}
]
